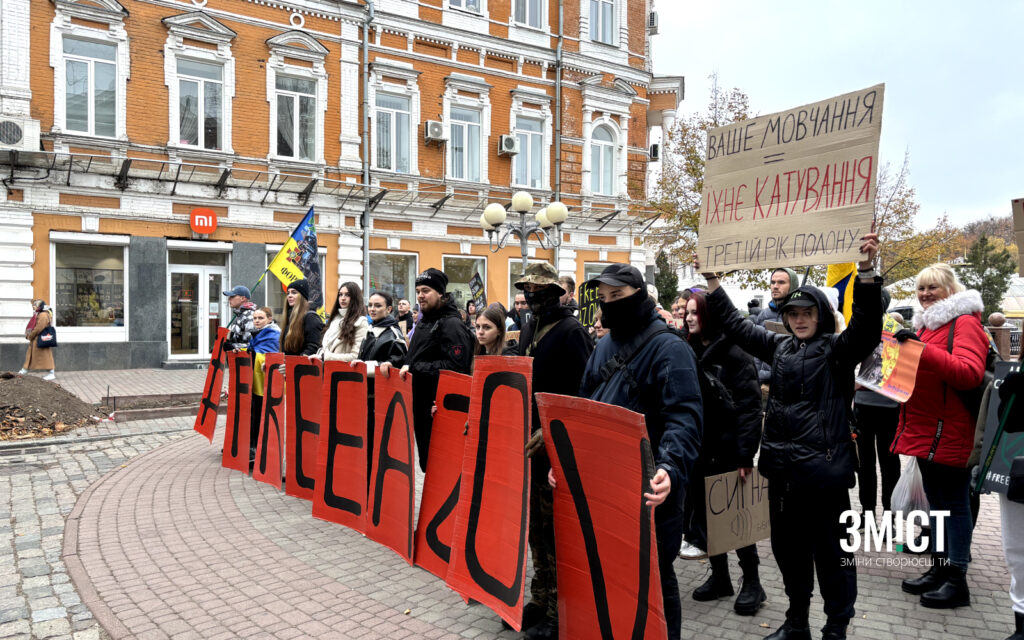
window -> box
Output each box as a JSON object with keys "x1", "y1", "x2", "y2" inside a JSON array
[
  {"x1": 450, "y1": 0, "x2": 482, "y2": 12},
  {"x1": 443, "y1": 256, "x2": 487, "y2": 309},
  {"x1": 177, "y1": 59, "x2": 223, "y2": 149},
  {"x1": 63, "y1": 38, "x2": 117, "y2": 137},
  {"x1": 514, "y1": 0, "x2": 544, "y2": 28},
  {"x1": 590, "y1": 0, "x2": 615, "y2": 44},
  {"x1": 275, "y1": 75, "x2": 317, "y2": 161},
  {"x1": 591, "y1": 125, "x2": 615, "y2": 195},
  {"x1": 54, "y1": 243, "x2": 126, "y2": 328},
  {"x1": 450, "y1": 107, "x2": 481, "y2": 182},
  {"x1": 376, "y1": 94, "x2": 411, "y2": 173},
  {"x1": 514, "y1": 116, "x2": 544, "y2": 188},
  {"x1": 369, "y1": 252, "x2": 418, "y2": 302},
  {"x1": 583, "y1": 263, "x2": 608, "y2": 283}
]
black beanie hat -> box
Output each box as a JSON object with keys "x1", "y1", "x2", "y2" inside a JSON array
[
  {"x1": 415, "y1": 268, "x2": 448, "y2": 295},
  {"x1": 288, "y1": 279, "x2": 310, "y2": 300}
]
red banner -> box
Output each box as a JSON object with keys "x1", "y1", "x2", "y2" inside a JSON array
[
  {"x1": 222, "y1": 351, "x2": 252, "y2": 473},
  {"x1": 414, "y1": 371, "x2": 472, "y2": 582},
  {"x1": 312, "y1": 361, "x2": 368, "y2": 532},
  {"x1": 194, "y1": 327, "x2": 228, "y2": 442},
  {"x1": 253, "y1": 353, "x2": 285, "y2": 490},
  {"x1": 536, "y1": 393, "x2": 666, "y2": 640},
  {"x1": 366, "y1": 369, "x2": 417, "y2": 564},
  {"x1": 285, "y1": 356, "x2": 322, "y2": 500},
  {"x1": 446, "y1": 356, "x2": 532, "y2": 631}
]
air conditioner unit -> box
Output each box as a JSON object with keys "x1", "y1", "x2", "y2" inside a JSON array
[
  {"x1": 648, "y1": 11, "x2": 659, "y2": 34},
  {"x1": 0, "y1": 117, "x2": 40, "y2": 152},
  {"x1": 498, "y1": 134, "x2": 520, "y2": 156},
  {"x1": 424, "y1": 120, "x2": 446, "y2": 143},
  {"x1": 650, "y1": 143, "x2": 660, "y2": 161}
]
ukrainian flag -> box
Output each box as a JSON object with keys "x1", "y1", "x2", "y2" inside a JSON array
[
  {"x1": 826, "y1": 262, "x2": 857, "y2": 326},
  {"x1": 266, "y1": 207, "x2": 326, "y2": 318}
]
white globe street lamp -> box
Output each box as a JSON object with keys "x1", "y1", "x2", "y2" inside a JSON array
[{"x1": 478, "y1": 193, "x2": 568, "y2": 272}]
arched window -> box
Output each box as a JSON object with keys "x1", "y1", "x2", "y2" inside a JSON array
[{"x1": 591, "y1": 125, "x2": 615, "y2": 195}]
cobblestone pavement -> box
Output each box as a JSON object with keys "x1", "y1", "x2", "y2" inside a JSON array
[
  {"x1": 37, "y1": 369, "x2": 209, "y2": 405},
  {"x1": 1, "y1": 413, "x2": 1019, "y2": 639}
]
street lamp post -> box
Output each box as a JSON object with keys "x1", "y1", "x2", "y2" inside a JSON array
[{"x1": 479, "y1": 191, "x2": 569, "y2": 272}]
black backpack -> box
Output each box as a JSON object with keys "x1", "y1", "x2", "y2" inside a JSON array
[{"x1": 944, "y1": 315, "x2": 1000, "y2": 420}]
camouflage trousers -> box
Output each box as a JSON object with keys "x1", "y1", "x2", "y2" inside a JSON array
[{"x1": 528, "y1": 481, "x2": 557, "y2": 620}]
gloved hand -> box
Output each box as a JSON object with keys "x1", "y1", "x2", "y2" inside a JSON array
[
  {"x1": 998, "y1": 371, "x2": 1024, "y2": 433},
  {"x1": 525, "y1": 429, "x2": 544, "y2": 458},
  {"x1": 893, "y1": 329, "x2": 920, "y2": 343}
]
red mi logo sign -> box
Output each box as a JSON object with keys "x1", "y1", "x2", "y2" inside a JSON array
[{"x1": 190, "y1": 208, "x2": 217, "y2": 234}]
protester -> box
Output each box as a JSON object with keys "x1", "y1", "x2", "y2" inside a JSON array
[
  {"x1": 474, "y1": 304, "x2": 517, "y2": 356},
  {"x1": 317, "y1": 282, "x2": 368, "y2": 362},
  {"x1": 747, "y1": 298, "x2": 763, "y2": 318},
  {"x1": 853, "y1": 287, "x2": 901, "y2": 519},
  {"x1": 671, "y1": 297, "x2": 687, "y2": 321},
  {"x1": 995, "y1": 372, "x2": 1024, "y2": 640},
  {"x1": 248, "y1": 306, "x2": 281, "y2": 465},
  {"x1": 396, "y1": 298, "x2": 414, "y2": 334},
  {"x1": 750, "y1": 268, "x2": 798, "y2": 383},
  {"x1": 380, "y1": 268, "x2": 474, "y2": 471},
  {"x1": 558, "y1": 275, "x2": 579, "y2": 316},
  {"x1": 559, "y1": 263, "x2": 702, "y2": 640},
  {"x1": 279, "y1": 279, "x2": 324, "y2": 357},
  {"x1": 221, "y1": 285, "x2": 256, "y2": 351},
  {"x1": 697, "y1": 233, "x2": 881, "y2": 640},
  {"x1": 517, "y1": 263, "x2": 594, "y2": 639},
  {"x1": 890, "y1": 263, "x2": 989, "y2": 609},
  {"x1": 19, "y1": 299, "x2": 56, "y2": 381},
  {"x1": 683, "y1": 291, "x2": 766, "y2": 615},
  {"x1": 509, "y1": 292, "x2": 529, "y2": 331}
]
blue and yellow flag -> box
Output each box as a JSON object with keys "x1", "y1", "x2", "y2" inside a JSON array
[
  {"x1": 268, "y1": 207, "x2": 325, "y2": 318},
  {"x1": 826, "y1": 262, "x2": 857, "y2": 326}
]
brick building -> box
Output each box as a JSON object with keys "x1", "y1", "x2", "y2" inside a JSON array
[{"x1": 0, "y1": 0, "x2": 681, "y2": 370}]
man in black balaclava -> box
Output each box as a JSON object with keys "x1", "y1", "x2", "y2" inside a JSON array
[
  {"x1": 573, "y1": 263, "x2": 703, "y2": 640},
  {"x1": 515, "y1": 262, "x2": 593, "y2": 639}
]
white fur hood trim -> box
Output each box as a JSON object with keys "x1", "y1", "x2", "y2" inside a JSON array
[{"x1": 913, "y1": 289, "x2": 983, "y2": 331}]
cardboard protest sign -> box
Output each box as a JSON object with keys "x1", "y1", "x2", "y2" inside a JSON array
[
  {"x1": 506, "y1": 330, "x2": 520, "y2": 343},
  {"x1": 855, "y1": 317, "x2": 924, "y2": 403},
  {"x1": 536, "y1": 393, "x2": 667, "y2": 640},
  {"x1": 415, "y1": 371, "x2": 472, "y2": 582},
  {"x1": 253, "y1": 353, "x2": 285, "y2": 489},
  {"x1": 367, "y1": 369, "x2": 417, "y2": 564},
  {"x1": 705, "y1": 468, "x2": 771, "y2": 557},
  {"x1": 446, "y1": 356, "x2": 533, "y2": 631},
  {"x1": 194, "y1": 327, "x2": 229, "y2": 442},
  {"x1": 698, "y1": 84, "x2": 885, "y2": 271},
  {"x1": 222, "y1": 351, "x2": 252, "y2": 473},
  {"x1": 980, "y1": 361, "x2": 1024, "y2": 494},
  {"x1": 1013, "y1": 198, "x2": 1024, "y2": 276},
  {"x1": 312, "y1": 361, "x2": 368, "y2": 532},
  {"x1": 285, "y1": 356, "x2": 322, "y2": 501},
  {"x1": 764, "y1": 320, "x2": 789, "y2": 335},
  {"x1": 577, "y1": 282, "x2": 599, "y2": 330},
  {"x1": 469, "y1": 272, "x2": 487, "y2": 309}
]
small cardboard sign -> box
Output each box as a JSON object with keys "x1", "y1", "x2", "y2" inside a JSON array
[
  {"x1": 764, "y1": 320, "x2": 789, "y2": 335},
  {"x1": 705, "y1": 468, "x2": 771, "y2": 557},
  {"x1": 577, "y1": 282, "x2": 599, "y2": 330}
]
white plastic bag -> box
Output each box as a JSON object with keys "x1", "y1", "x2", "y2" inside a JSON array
[{"x1": 891, "y1": 457, "x2": 930, "y2": 513}]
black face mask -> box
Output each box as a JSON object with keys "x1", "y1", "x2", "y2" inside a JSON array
[
  {"x1": 523, "y1": 287, "x2": 561, "y2": 314},
  {"x1": 599, "y1": 288, "x2": 652, "y2": 335}
]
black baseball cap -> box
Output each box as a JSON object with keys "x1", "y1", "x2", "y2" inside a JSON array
[
  {"x1": 585, "y1": 264, "x2": 645, "y2": 289},
  {"x1": 780, "y1": 289, "x2": 816, "y2": 312}
]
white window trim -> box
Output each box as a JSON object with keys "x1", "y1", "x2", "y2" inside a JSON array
[
  {"x1": 444, "y1": 74, "x2": 491, "y2": 185},
  {"x1": 49, "y1": 232, "x2": 130, "y2": 343},
  {"x1": 511, "y1": 0, "x2": 547, "y2": 30},
  {"x1": 579, "y1": 0, "x2": 628, "y2": 60},
  {"x1": 49, "y1": 3, "x2": 130, "y2": 140},
  {"x1": 369, "y1": 250, "x2": 420, "y2": 299},
  {"x1": 448, "y1": 0, "x2": 488, "y2": 18},
  {"x1": 369, "y1": 60, "x2": 421, "y2": 177},
  {"x1": 266, "y1": 32, "x2": 329, "y2": 167},
  {"x1": 163, "y1": 13, "x2": 236, "y2": 155},
  {"x1": 509, "y1": 86, "x2": 552, "y2": 192},
  {"x1": 590, "y1": 123, "x2": 617, "y2": 196},
  {"x1": 167, "y1": 239, "x2": 234, "y2": 251},
  {"x1": 374, "y1": 93, "x2": 413, "y2": 174}
]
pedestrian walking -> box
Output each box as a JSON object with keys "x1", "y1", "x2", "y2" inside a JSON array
[
  {"x1": 20, "y1": 299, "x2": 56, "y2": 380},
  {"x1": 223, "y1": 285, "x2": 257, "y2": 351},
  {"x1": 279, "y1": 279, "x2": 324, "y2": 357}
]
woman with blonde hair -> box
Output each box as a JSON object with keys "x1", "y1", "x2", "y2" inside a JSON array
[
  {"x1": 279, "y1": 280, "x2": 324, "y2": 356},
  {"x1": 19, "y1": 299, "x2": 56, "y2": 380},
  {"x1": 891, "y1": 262, "x2": 989, "y2": 609}
]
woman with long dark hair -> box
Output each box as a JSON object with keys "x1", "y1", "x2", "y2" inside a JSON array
[
  {"x1": 279, "y1": 280, "x2": 323, "y2": 356},
  {"x1": 318, "y1": 281, "x2": 368, "y2": 361},
  {"x1": 475, "y1": 304, "x2": 517, "y2": 356},
  {"x1": 358, "y1": 291, "x2": 408, "y2": 368}
]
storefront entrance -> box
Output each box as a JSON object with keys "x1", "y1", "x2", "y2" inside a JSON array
[{"x1": 168, "y1": 250, "x2": 229, "y2": 360}]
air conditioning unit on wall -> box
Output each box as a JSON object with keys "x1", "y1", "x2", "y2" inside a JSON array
[
  {"x1": 648, "y1": 11, "x2": 659, "y2": 34},
  {"x1": 498, "y1": 134, "x2": 519, "y2": 156},
  {"x1": 424, "y1": 120, "x2": 446, "y2": 143},
  {"x1": 0, "y1": 117, "x2": 40, "y2": 152}
]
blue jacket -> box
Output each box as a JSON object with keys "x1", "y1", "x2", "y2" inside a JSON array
[
  {"x1": 248, "y1": 323, "x2": 281, "y2": 354},
  {"x1": 579, "y1": 308, "x2": 703, "y2": 506}
]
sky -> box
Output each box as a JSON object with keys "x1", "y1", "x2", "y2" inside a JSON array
[{"x1": 651, "y1": 0, "x2": 1024, "y2": 230}]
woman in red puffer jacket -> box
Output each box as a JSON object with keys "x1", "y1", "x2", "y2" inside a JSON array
[{"x1": 890, "y1": 263, "x2": 988, "y2": 611}]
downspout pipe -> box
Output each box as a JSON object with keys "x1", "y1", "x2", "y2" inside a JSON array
[
  {"x1": 553, "y1": 0, "x2": 564, "y2": 270},
  {"x1": 361, "y1": 0, "x2": 375, "y2": 290}
]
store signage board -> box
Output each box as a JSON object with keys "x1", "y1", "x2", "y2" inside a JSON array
[{"x1": 190, "y1": 208, "x2": 218, "y2": 234}]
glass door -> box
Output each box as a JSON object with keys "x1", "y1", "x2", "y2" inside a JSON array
[
  {"x1": 168, "y1": 264, "x2": 228, "y2": 359},
  {"x1": 170, "y1": 269, "x2": 200, "y2": 356}
]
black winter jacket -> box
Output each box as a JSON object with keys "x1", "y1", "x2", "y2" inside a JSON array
[
  {"x1": 358, "y1": 315, "x2": 408, "y2": 368},
  {"x1": 281, "y1": 310, "x2": 325, "y2": 356},
  {"x1": 751, "y1": 304, "x2": 784, "y2": 383},
  {"x1": 706, "y1": 278, "x2": 882, "y2": 489},
  {"x1": 691, "y1": 334, "x2": 762, "y2": 471}
]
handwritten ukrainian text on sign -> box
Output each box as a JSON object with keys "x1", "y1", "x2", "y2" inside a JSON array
[{"x1": 698, "y1": 85, "x2": 885, "y2": 271}]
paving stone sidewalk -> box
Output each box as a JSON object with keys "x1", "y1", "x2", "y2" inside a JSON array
[{"x1": 32, "y1": 369, "x2": 210, "y2": 405}]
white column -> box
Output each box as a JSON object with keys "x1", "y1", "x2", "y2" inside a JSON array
[
  {"x1": 0, "y1": 0, "x2": 32, "y2": 117},
  {"x1": 581, "y1": 108, "x2": 593, "y2": 196},
  {"x1": 0, "y1": 208, "x2": 34, "y2": 341}
]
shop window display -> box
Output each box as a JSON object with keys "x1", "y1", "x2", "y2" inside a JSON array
[{"x1": 54, "y1": 244, "x2": 125, "y2": 327}]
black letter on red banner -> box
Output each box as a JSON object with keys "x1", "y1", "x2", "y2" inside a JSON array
[
  {"x1": 325, "y1": 370, "x2": 364, "y2": 515},
  {"x1": 292, "y1": 362, "x2": 321, "y2": 491}
]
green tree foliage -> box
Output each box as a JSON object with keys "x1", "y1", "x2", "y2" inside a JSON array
[
  {"x1": 958, "y1": 235, "x2": 1016, "y2": 317},
  {"x1": 654, "y1": 251, "x2": 679, "y2": 308}
]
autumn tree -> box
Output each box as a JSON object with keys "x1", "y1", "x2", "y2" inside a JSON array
[
  {"x1": 654, "y1": 250, "x2": 679, "y2": 308},
  {"x1": 958, "y1": 235, "x2": 1015, "y2": 317}
]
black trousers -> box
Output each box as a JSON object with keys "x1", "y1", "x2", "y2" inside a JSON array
[
  {"x1": 854, "y1": 403, "x2": 901, "y2": 512},
  {"x1": 249, "y1": 394, "x2": 263, "y2": 458},
  {"x1": 655, "y1": 498, "x2": 684, "y2": 640},
  {"x1": 770, "y1": 482, "x2": 856, "y2": 623}
]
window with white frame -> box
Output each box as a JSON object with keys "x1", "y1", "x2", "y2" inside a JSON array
[
  {"x1": 450, "y1": 0, "x2": 482, "y2": 12},
  {"x1": 450, "y1": 107, "x2": 481, "y2": 182},
  {"x1": 63, "y1": 38, "x2": 117, "y2": 137},
  {"x1": 176, "y1": 59, "x2": 223, "y2": 149},
  {"x1": 514, "y1": 0, "x2": 544, "y2": 28},
  {"x1": 443, "y1": 256, "x2": 487, "y2": 309},
  {"x1": 591, "y1": 125, "x2": 615, "y2": 195},
  {"x1": 590, "y1": 0, "x2": 615, "y2": 44},
  {"x1": 275, "y1": 75, "x2": 317, "y2": 161},
  {"x1": 514, "y1": 116, "x2": 544, "y2": 189},
  {"x1": 370, "y1": 252, "x2": 419, "y2": 302},
  {"x1": 376, "y1": 94, "x2": 411, "y2": 173}
]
